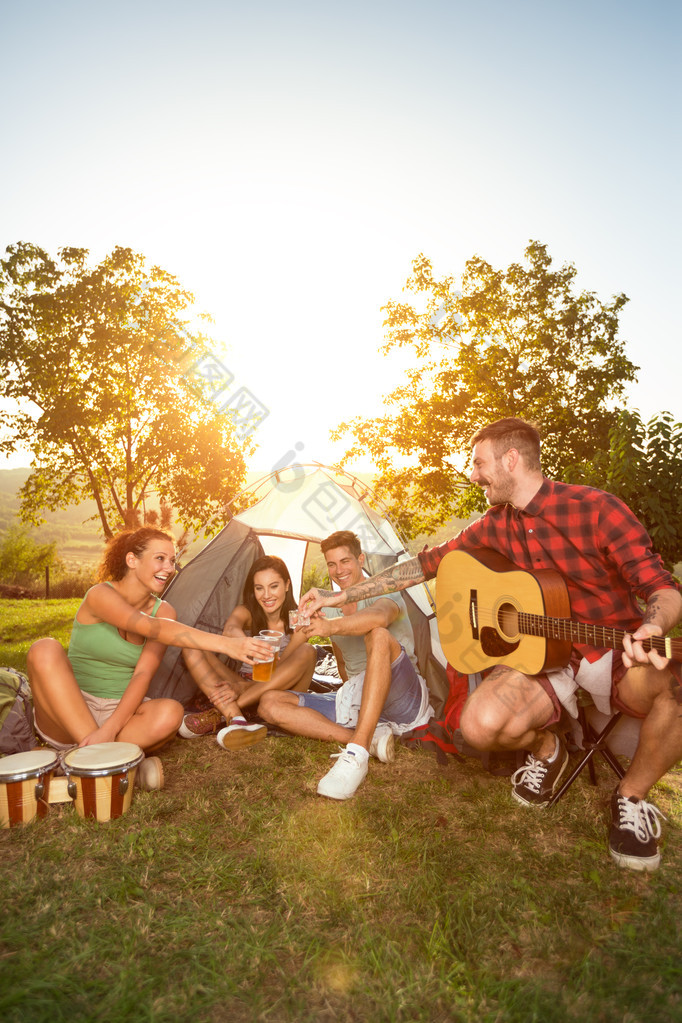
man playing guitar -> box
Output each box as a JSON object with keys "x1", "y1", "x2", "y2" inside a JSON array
[{"x1": 300, "y1": 417, "x2": 682, "y2": 872}]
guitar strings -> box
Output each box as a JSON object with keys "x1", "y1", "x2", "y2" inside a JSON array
[{"x1": 470, "y1": 606, "x2": 673, "y2": 656}]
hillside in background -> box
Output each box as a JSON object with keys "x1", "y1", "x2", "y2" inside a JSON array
[
  {"x1": 0, "y1": 468, "x2": 104, "y2": 568},
  {"x1": 0, "y1": 467, "x2": 209, "y2": 569}
]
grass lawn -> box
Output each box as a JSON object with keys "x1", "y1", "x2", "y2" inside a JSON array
[
  {"x1": 1, "y1": 601, "x2": 681, "y2": 1023},
  {"x1": 0, "y1": 598, "x2": 81, "y2": 667}
]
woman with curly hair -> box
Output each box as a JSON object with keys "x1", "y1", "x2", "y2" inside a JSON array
[{"x1": 27, "y1": 528, "x2": 271, "y2": 786}]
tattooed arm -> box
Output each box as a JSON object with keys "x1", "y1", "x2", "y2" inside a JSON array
[
  {"x1": 622, "y1": 587, "x2": 682, "y2": 670},
  {"x1": 298, "y1": 556, "x2": 427, "y2": 615}
]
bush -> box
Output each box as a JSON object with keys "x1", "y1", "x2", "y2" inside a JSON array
[
  {"x1": 0, "y1": 525, "x2": 63, "y2": 587},
  {"x1": 301, "y1": 563, "x2": 329, "y2": 592},
  {"x1": 48, "y1": 567, "x2": 97, "y2": 598},
  {"x1": 0, "y1": 523, "x2": 97, "y2": 598}
]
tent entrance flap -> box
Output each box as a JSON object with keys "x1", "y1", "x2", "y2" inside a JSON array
[{"x1": 148, "y1": 520, "x2": 264, "y2": 706}]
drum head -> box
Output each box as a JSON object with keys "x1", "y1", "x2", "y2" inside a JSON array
[
  {"x1": 64, "y1": 742, "x2": 144, "y2": 774},
  {"x1": 0, "y1": 748, "x2": 59, "y2": 781}
]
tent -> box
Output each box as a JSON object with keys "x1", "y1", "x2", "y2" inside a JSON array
[
  {"x1": 148, "y1": 517, "x2": 264, "y2": 705},
  {"x1": 149, "y1": 464, "x2": 449, "y2": 713}
]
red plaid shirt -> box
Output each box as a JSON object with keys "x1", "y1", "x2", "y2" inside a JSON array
[{"x1": 418, "y1": 478, "x2": 677, "y2": 641}]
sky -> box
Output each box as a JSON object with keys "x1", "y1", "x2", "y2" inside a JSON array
[{"x1": 1, "y1": 0, "x2": 680, "y2": 478}]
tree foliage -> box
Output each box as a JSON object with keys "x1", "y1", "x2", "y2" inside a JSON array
[
  {"x1": 334, "y1": 241, "x2": 637, "y2": 537},
  {"x1": 0, "y1": 243, "x2": 249, "y2": 538},
  {"x1": 0, "y1": 525, "x2": 62, "y2": 583},
  {"x1": 568, "y1": 410, "x2": 682, "y2": 570}
]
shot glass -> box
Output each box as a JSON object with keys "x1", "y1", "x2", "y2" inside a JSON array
[{"x1": 289, "y1": 611, "x2": 311, "y2": 630}]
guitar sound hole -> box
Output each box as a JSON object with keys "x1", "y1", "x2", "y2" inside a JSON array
[{"x1": 497, "y1": 602, "x2": 519, "y2": 640}]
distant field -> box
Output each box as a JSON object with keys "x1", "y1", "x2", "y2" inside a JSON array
[
  {"x1": 0, "y1": 467, "x2": 210, "y2": 567},
  {"x1": 0, "y1": 467, "x2": 106, "y2": 567}
]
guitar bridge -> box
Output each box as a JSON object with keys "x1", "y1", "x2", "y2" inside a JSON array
[{"x1": 469, "y1": 590, "x2": 479, "y2": 640}]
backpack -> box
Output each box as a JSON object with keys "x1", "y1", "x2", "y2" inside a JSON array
[{"x1": 0, "y1": 666, "x2": 36, "y2": 755}]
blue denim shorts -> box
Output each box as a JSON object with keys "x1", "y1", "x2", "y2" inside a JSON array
[{"x1": 297, "y1": 648, "x2": 422, "y2": 725}]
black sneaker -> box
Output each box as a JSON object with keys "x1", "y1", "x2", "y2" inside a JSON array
[
  {"x1": 511, "y1": 736, "x2": 568, "y2": 807},
  {"x1": 609, "y1": 788, "x2": 665, "y2": 872}
]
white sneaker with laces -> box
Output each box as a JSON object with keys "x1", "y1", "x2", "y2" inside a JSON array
[
  {"x1": 369, "y1": 724, "x2": 395, "y2": 763},
  {"x1": 315, "y1": 653, "x2": 340, "y2": 677},
  {"x1": 317, "y1": 748, "x2": 368, "y2": 800}
]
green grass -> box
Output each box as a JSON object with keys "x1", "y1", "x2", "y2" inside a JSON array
[
  {"x1": 1, "y1": 601, "x2": 682, "y2": 1022},
  {"x1": 0, "y1": 599, "x2": 80, "y2": 668}
]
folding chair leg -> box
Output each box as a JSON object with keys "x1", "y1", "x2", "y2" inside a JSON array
[
  {"x1": 548, "y1": 709, "x2": 625, "y2": 808},
  {"x1": 584, "y1": 710, "x2": 598, "y2": 786}
]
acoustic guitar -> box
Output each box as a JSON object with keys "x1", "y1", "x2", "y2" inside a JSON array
[{"x1": 435, "y1": 547, "x2": 682, "y2": 675}]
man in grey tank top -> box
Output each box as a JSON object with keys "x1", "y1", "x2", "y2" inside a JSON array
[{"x1": 258, "y1": 531, "x2": 433, "y2": 800}]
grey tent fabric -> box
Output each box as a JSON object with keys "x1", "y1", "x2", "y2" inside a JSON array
[{"x1": 148, "y1": 519, "x2": 263, "y2": 706}]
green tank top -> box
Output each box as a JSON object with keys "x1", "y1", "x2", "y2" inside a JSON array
[{"x1": 67, "y1": 584, "x2": 163, "y2": 699}]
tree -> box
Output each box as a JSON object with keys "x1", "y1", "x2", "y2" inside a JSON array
[
  {"x1": 0, "y1": 525, "x2": 62, "y2": 584},
  {"x1": 569, "y1": 410, "x2": 682, "y2": 570},
  {"x1": 334, "y1": 241, "x2": 637, "y2": 537},
  {"x1": 0, "y1": 243, "x2": 250, "y2": 538}
]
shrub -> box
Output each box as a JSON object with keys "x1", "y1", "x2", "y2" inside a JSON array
[
  {"x1": 0, "y1": 526, "x2": 63, "y2": 587},
  {"x1": 48, "y1": 567, "x2": 97, "y2": 598},
  {"x1": 302, "y1": 563, "x2": 329, "y2": 593}
]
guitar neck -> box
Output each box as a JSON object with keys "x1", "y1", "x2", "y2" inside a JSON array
[{"x1": 519, "y1": 613, "x2": 682, "y2": 663}]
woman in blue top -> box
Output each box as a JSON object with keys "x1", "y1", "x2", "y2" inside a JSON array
[{"x1": 27, "y1": 527, "x2": 271, "y2": 784}]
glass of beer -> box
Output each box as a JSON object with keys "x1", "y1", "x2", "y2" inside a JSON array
[{"x1": 252, "y1": 631, "x2": 282, "y2": 681}]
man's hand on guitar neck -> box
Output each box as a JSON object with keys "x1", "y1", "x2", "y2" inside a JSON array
[
  {"x1": 622, "y1": 623, "x2": 668, "y2": 671},
  {"x1": 622, "y1": 587, "x2": 682, "y2": 670}
]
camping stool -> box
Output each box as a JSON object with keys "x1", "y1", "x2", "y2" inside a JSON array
[{"x1": 548, "y1": 692, "x2": 625, "y2": 808}]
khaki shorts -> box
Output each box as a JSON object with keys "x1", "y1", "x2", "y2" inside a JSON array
[
  {"x1": 537, "y1": 649, "x2": 682, "y2": 728},
  {"x1": 34, "y1": 691, "x2": 148, "y2": 751}
]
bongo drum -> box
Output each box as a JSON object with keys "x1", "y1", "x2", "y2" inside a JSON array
[
  {"x1": 63, "y1": 742, "x2": 144, "y2": 822},
  {"x1": 0, "y1": 749, "x2": 59, "y2": 828}
]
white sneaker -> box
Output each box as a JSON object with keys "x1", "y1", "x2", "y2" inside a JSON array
[
  {"x1": 315, "y1": 653, "x2": 340, "y2": 676},
  {"x1": 369, "y1": 724, "x2": 395, "y2": 763},
  {"x1": 317, "y1": 748, "x2": 368, "y2": 800},
  {"x1": 216, "y1": 721, "x2": 267, "y2": 750}
]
